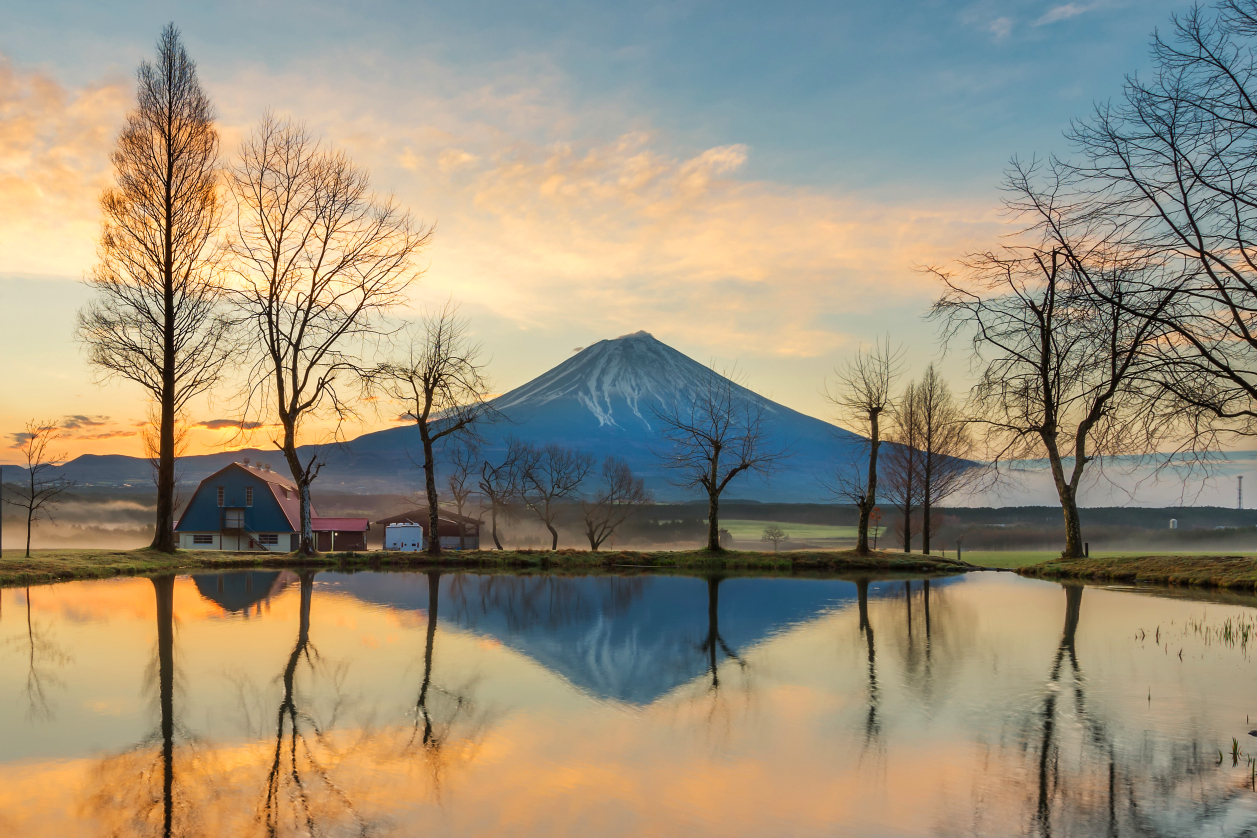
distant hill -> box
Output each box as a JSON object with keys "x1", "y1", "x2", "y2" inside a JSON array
[{"x1": 9, "y1": 332, "x2": 863, "y2": 502}]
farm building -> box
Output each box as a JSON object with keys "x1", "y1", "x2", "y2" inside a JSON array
[
  {"x1": 174, "y1": 461, "x2": 369, "y2": 552},
  {"x1": 376, "y1": 508, "x2": 481, "y2": 550}
]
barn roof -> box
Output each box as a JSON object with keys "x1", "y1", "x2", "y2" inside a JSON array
[
  {"x1": 312, "y1": 517, "x2": 370, "y2": 532},
  {"x1": 375, "y1": 508, "x2": 481, "y2": 527}
]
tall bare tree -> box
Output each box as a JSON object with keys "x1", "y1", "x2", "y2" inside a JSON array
[
  {"x1": 654, "y1": 366, "x2": 785, "y2": 552},
  {"x1": 930, "y1": 174, "x2": 1169, "y2": 558},
  {"x1": 520, "y1": 443, "x2": 595, "y2": 550},
  {"x1": 580, "y1": 456, "x2": 652, "y2": 550},
  {"x1": 371, "y1": 304, "x2": 493, "y2": 556},
  {"x1": 826, "y1": 340, "x2": 903, "y2": 555},
  {"x1": 78, "y1": 25, "x2": 232, "y2": 553},
  {"x1": 3, "y1": 421, "x2": 73, "y2": 558},
  {"x1": 881, "y1": 380, "x2": 923, "y2": 553},
  {"x1": 229, "y1": 114, "x2": 431, "y2": 555},
  {"x1": 914, "y1": 363, "x2": 976, "y2": 554}
]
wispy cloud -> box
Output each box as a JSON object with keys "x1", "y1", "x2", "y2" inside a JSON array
[
  {"x1": 988, "y1": 16, "x2": 1014, "y2": 40},
  {"x1": 1036, "y1": 3, "x2": 1096, "y2": 26},
  {"x1": 60, "y1": 414, "x2": 108, "y2": 430},
  {"x1": 194, "y1": 419, "x2": 267, "y2": 431}
]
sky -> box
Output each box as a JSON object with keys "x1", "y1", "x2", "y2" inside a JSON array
[{"x1": 0, "y1": 0, "x2": 1190, "y2": 460}]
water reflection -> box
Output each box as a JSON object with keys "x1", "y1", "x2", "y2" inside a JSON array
[
  {"x1": 3, "y1": 570, "x2": 1257, "y2": 836},
  {"x1": 4, "y1": 586, "x2": 71, "y2": 721}
]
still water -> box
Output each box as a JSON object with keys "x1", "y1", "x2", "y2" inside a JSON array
[{"x1": 2, "y1": 569, "x2": 1256, "y2": 836}]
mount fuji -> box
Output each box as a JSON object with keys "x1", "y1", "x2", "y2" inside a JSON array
[
  {"x1": 344, "y1": 330, "x2": 863, "y2": 500},
  {"x1": 26, "y1": 332, "x2": 865, "y2": 501}
]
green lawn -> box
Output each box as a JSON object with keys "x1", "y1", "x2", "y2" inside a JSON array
[{"x1": 721, "y1": 519, "x2": 883, "y2": 541}]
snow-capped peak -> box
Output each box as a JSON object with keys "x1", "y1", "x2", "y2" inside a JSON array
[{"x1": 491, "y1": 331, "x2": 756, "y2": 430}]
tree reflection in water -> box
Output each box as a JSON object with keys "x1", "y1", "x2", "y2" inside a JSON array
[
  {"x1": 258, "y1": 570, "x2": 370, "y2": 837},
  {"x1": 403, "y1": 570, "x2": 487, "y2": 798},
  {"x1": 856, "y1": 578, "x2": 880, "y2": 745},
  {"x1": 4, "y1": 586, "x2": 71, "y2": 721},
  {"x1": 949, "y1": 582, "x2": 1257, "y2": 838},
  {"x1": 85, "y1": 575, "x2": 214, "y2": 838}
]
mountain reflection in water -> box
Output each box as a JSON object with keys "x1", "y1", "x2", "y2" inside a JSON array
[{"x1": 1, "y1": 570, "x2": 1257, "y2": 836}]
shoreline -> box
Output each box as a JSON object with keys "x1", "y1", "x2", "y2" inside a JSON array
[
  {"x1": 0, "y1": 547, "x2": 977, "y2": 588},
  {"x1": 1016, "y1": 555, "x2": 1257, "y2": 591}
]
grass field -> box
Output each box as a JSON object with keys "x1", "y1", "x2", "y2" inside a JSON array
[
  {"x1": 959, "y1": 549, "x2": 1257, "y2": 569},
  {"x1": 721, "y1": 519, "x2": 882, "y2": 541}
]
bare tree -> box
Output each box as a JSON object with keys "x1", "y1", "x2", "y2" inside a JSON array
[
  {"x1": 521, "y1": 443, "x2": 595, "y2": 550},
  {"x1": 881, "y1": 380, "x2": 923, "y2": 553},
  {"x1": 77, "y1": 25, "x2": 232, "y2": 553},
  {"x1": 445, "y1": 441, "x2": 481, "y2": 550},
  {"x1": 371, "y1": 304, "x2": 494, "y2": 556},
  {"x1": 3, "y1": 421, "x2": 73, "y2": 558},
  {"x1": 930, "y1": 175, "x2": 1169, "y2": 558},
  {"x1": 654, "y1": 366, "x2": 785, "y2": 552},
  {"x1": 826, "y1": 340, "x2": 903, "y2": 555},
  {"x1": 915, "y1": 363, "x2": 977, "y2": 554},
  {"x1": 580, "y1": 456, "x2": 652, "y2": 551},
  {"x1": 228, "y1": 114, "x2": 431, "y2": 555},
  {"x1": 760, "y1": 524, "x2": 787, "y2": 551},
  {"x1": 478, "y1": 439, "x2": 529, "y2": 550}
]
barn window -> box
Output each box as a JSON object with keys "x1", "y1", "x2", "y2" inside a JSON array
[
  {"x1": 246, "y1": 487, "x2": 254, "y2": 507},
  {"x1": 216, "y1": 487, "x2": 224, "y2": 507},
  {"x1": 259, "y1": 533, "x2": 279, "y2": 545},
  {"x1": 224, "y1": 509, "x2": 244, "y2": 528},
  {"x1": 193, "y1": 534, "x2": 213, "y2": 545}
]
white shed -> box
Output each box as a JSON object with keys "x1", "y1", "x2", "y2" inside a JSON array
[{"x1": 385, "y1": 523, "x2": 426, "y2": 551}]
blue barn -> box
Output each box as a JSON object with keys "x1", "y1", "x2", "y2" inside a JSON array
[{"x1": 174, "y1": 461, "x2": 369, "y2": 552}]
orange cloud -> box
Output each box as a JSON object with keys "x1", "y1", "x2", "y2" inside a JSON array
[{"x1": 0, "y1": 54, "x2": 125, "y2": 276}]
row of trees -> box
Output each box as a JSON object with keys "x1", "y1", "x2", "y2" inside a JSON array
[{"x1": 824, "y1": 343, "x2": 975, "y2": 557}]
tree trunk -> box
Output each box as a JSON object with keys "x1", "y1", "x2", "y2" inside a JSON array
[
  {"x1": 856, "y1": 412, "x2": 882, "y2": 555},
  {"x1": 1060, "y1": 488, "x2": 1084, "y2": 559},
  {"x1": 707, "y1": 488, "x2": 721, "y2": 552},
  {"x1": 152, "y1": 128, "x2": 178, "y2": 555},
  {"x1": 546, "y1": 522, "x2": 559, "y2": 550},
  {"x1": 299, "y1": 483, "x2": 315, "y2": 556},
  {"x1": 490, "y1": 503, "x2": 503, "y2": 550},
  {"x1": 152, "y1": 390, "x2": 177, "y2": 552},
  {"x1": 25, "y1": 503, "x2": 33, "y2": 559},
  {"x1": 1044, "y1": 437, "x2": 1085, "y2": 559},
  {"x1": 421, "y1": 428, "x2": 441, "y2": 557},
  {"x1": 921, "y1": 457, "x2": 933, "y2": 555}
]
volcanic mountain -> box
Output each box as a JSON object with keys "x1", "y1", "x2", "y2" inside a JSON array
[
  {"x1": 339, "y1": 330, "x2": 863, "y2": 500},
  {"x1": 22, "y1": 332, "x2": 864, "y2": 501}
]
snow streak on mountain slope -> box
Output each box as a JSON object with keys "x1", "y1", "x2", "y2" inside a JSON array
[{"x1": 493, "y1": 331, "x2": 734, "y2": 430}]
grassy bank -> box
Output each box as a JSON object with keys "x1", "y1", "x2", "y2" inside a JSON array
[
  {"x1": 1019, "y1": 554, "x2": 1257, "y2": 590},
  {"x1": 0, "y1": 547, "x2": 978, "y2": 588}
]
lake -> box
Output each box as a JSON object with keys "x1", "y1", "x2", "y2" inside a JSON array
[{"x1": 2, "y1": 569, "x2": 1256, "y2": 836}]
